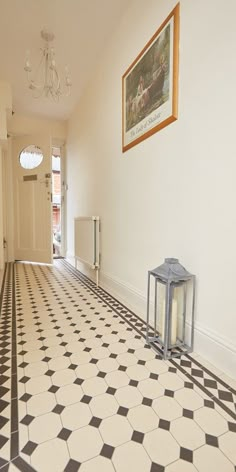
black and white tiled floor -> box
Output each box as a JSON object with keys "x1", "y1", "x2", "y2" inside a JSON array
[{"x1": 0, "y1": 260, "x2": 236, "y2": 471}]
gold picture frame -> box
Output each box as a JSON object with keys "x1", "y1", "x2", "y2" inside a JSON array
[{"x1": 122, "y1": 3, "x2": 180, "y2": 152}]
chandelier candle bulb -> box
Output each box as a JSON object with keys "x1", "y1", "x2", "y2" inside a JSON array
[{"x1": 24, "y1": 50, "x2": 31, "y2": 72}]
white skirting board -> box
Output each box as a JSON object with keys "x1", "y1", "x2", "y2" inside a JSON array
[
  {"x1": 65, "y1": 256, "x2": 236, "y2": 380},
  {"x1": 99, "y1": 270, "x2": 236, "y2": 381}
]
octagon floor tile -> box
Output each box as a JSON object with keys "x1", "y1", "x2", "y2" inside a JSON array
[
  {"x1": 144, "y1": 428, "x2": 180, "y2": 466},
  {"x1": 61, "y1": 401, "x2": 92, "y2": 430},
  {"x1": 112, "y1": 441, "x2": 151, "y2": 472},
  {"x1": 100, "y1": 414, "x2": 133, "y2": 446},
  {"x1": 29, "y1": 412, "x2": 62, "y2": 443},
  {"x1": 68, "y1": 425, "x2": 103, "y2": 462},
  {"x1": 31, "y1": 438, "x2": 69, "y2": 472},
  {"x1": 194, "y1": 445, "x2": 234, "y2": 472},
  {"x1": 128, "y1": 405, "x2": 159, "y2": 433}
]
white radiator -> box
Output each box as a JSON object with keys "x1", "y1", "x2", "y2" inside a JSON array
[{"x1": 74, "y1": 216, "x2": 100, "y2": 285}]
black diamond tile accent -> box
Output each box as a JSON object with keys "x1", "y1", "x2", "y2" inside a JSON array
[
  {"x1": 69, "y1": 364, "x2": 77, "y2": 370},
  {"x1": 22, "y1": 440, "x2": 38, "y2": 455},
  {"x1": 129, "y1": 379, "x2": 139, "y2": 387},
  {"x1": 64, "y1": 458, "x2": 81, "y2": 472},
  {"x1": 180, "y1": 447, "x2": 193, "y2": 463},
  {"x1": 19, "y1": 376, "x2": 30, "y2": 384},
  {"x1": 89, "y1": 416, "x2": 102, "y2": 428},
  {"x1": 132, "y1": 430, "x2": 144, "y2": 443},
  {"x1": 180, "y1": 360, "x2": 192, "y2": 368},
  {"x1": 128, "y1": 349, "x2": 135, "y2": 354},
  {"x1": 58, "y1": 428, "x2": 72, "y2": 440},
  {"x1": 0, "y1": 435, "x2": 8, "y2": 449},
  {"x1": 109, "y1": 353, "x2": 117, "y2": 359},
  {"x1": 204, "y1": 379, "x2": 218, "y2": 389},
  {"x1": 191, "y1": 368, "x2": 204, "y2": 378},
  {"x1": 0, "y1": 416, "x2": 9, "y2": 428},
  {"x1": 183, "y1": 409, "x2": 194, "y2": 419},
  {"x1": 151, "y1": 463, "x2": 165, "y2": 472},
  {"x1": 0, "y1": 386, "x2": 9, "y2": 398},
  {"x1": 42, "y1": 357, "x2": 51, "y2": 362},
  {"x1": 142, "y1": 397, "x2": 152, "y2": 407},
  {"x1": 84, "y1": 347, "x2": 91, "y2": 352},
  {"x1": 53, "y1": 404, "x2": 65, "y2": 414},
  {"x1": 60, "y1": 342, "x2": 67, "y2": 347},
  {"x1": 137, "y1": 360, "x2": 146, "y2": 366},
  {"x1": 184, "y1": 382, "x2": 194, "y2": 389},
  {"x1": 117, "y1": 406, "x2": 128, "y2": 416},
  {"x1": 218, "y1": 390, "x2": 233, "y2": 402},
  {"x1": 100, "y1": 443, "x2": 114, "y2": 459},
  {"x1": 159, "y1": 419, "x2": 170, "y2": 430},
  {"x1": 90, "y1": 358, "x2": 98, "y2": 364},
  {"x1": 229, "y1": 422, "x2": 236, "y2": 432},
  {"x1": 81, "y1": 395, "x2": 92, "y2": 404},
  {"x1": 48, "y1": 385, "x2": 59, "y2": 393},
  {"x1": 164, "y1": 389, "x2": 174, "y2": 398},
  {"x1": 64, "y1": 352, "x2": 72, "y2": 357},
  {"x1": 20, "y1": 393, "x2": 32, "y2": 402},
  {"x1": 168, "y1": 367, "x2": 177, "y2": 373},
  {"x1": 106, "y1": 387, "x2": 116, "y2": 395},
  {"x1": 74, "y1": 378, "x2": 84, "y2": 386},
  {"x1": 150, "y1": 373, "x2": 159, "y2": 380},
  {"x1": 0, "y1": 365, "x2": 9, "y2": 375},
  {"x1": 204, "y1": 399, "x2": 215, "y2": 409},
  {"x1": 19, "y1": 362, "x2": 28, "y2": 368},
  {"x1": 20, "y1": 414, "x2": 34, "y2": 425},
  {"x1": 45, "y1": 370, "x2": 55, "y2": 376},
  {"x1": 118, "y1": 365, "x2": 127, "y2": 372},
  {"x1": 97, "y1": 371, "x2": 106, "y2": 378},
  {"x1": 40, "y1": 346, "x2": 47, "y2": 351},
  {"x1": 205, "y1": 434, "x2": 219, "y2": 447}
]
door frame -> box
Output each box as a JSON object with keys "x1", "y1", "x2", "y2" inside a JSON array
[{"x1": 52, "y1": 139, "x2": 67, "y2": 258}]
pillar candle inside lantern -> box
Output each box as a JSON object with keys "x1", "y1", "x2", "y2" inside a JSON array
[{"x1": 161, "y1": 298, "x2": 178, "y2": 345}]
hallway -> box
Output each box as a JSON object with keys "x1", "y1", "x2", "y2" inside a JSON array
[{"x1": 0, "y1": 261, "x2": 236, "y2": 471}]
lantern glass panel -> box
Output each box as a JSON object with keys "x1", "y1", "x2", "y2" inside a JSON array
[{"x1": 173, "y1": 284, "x2": 186, "y2": 346}]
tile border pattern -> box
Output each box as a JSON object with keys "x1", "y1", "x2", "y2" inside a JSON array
[
  {"x1": 0, "y1": 259, "x2": 235, "y2": 471},
  {"x1": 0, "y1": 263, "x2": 37, "y2": 471},
  {"x1": 60, "y1": 260, "x2": 236, "y2": 421}
]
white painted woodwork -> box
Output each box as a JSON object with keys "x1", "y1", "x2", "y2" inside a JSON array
[{"x1": 13, "y1": 135, "x2": 52, "y2": 264}]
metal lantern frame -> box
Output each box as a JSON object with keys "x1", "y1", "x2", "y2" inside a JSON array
[{"x1": 146, "y1": 258, "x2": 196, "y2": 360}]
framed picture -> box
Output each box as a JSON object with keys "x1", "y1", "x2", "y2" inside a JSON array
[{"x1": 122, "y1": 3, "x2": 179, "y2": 152}]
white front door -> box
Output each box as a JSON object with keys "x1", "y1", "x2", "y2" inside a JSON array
[{"x1": 13, "y1": 135, "x2": 52, "y2": 264}]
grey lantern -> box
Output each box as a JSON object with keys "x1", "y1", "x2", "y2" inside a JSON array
[{"x1": 146, "y1": 258, "x2": 195, "y2": 359}]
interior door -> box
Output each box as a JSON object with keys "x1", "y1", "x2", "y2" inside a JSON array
[{"x1": 13, "y1": 135, "x2": 52, "y2": 264}]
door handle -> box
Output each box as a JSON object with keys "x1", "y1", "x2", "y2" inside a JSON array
[{"x1": 40, "y1": 179, "x2": 49, "y2": 188}]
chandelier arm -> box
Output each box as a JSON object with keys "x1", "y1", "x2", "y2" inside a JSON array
[{"x1": 24, "y1": 29, "x2": 71, "y2": 100}]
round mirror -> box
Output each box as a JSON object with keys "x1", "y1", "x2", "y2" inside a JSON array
[{"x1": 19, "y1": 145, "x2": 44, "y2": 170}]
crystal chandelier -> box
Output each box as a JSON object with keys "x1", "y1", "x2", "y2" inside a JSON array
[{"x1": 24, "y1": 28, "x2": 72, "y2": 101}]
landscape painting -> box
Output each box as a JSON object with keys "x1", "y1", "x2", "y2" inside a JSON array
[{"x1": 122, "y1": 4, "x2": 179, "y2": 152}]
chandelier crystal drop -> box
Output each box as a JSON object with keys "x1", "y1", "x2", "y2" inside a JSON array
[{"x1": 24, "y1": 28, "x2": 72, "y2": 101}]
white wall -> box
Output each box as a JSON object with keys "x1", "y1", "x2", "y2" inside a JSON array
[
  {"x1": 0, "y1": 146, "x2": 4, "y2": 269},
  {"x1": 66, "y1": 0, "x2": 236, "y2": 377},
  {"x1": 8, "y1": 113, "x2": 67, "y2": 143},
  {"x1": 0, "y1": 81, "x2": 12, "y2": 269}
]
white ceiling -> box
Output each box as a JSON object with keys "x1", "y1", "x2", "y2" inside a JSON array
[{"x1": 0, "y1": 0, "x2": 129, "y2": 121}]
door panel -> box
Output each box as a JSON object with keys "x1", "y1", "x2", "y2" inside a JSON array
[{"x1": 13, "y1": 135, "x2": 52, "y2": 264}]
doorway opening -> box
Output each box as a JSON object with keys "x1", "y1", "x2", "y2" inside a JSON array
[{"x1": 52, "y1": 147, "x2": 62, "y2": 258}]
